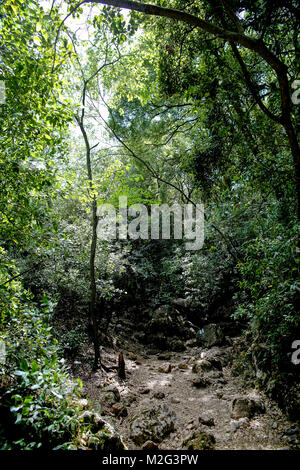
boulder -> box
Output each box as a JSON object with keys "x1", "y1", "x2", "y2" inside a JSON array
[
  {"x1": 197, "y1": 324, "x2": 224, "y2": 348},
  {"x1": 80, "y1": 411, "x2": 105, "y2": 433},
  {"x1": 158, "y1": 363, "x2": 172, "y2": 373},
  {"x1": 143, "y1": 306, "x2": 189, "y2": 349},
  {"x1": 191, "y1": 374, "x2": 210, "y2": 388},
  {"x1": 87, "y1": 421, "x2": 125, "y2": 451},
  {"x1": 198, "y1": 413, "x2": 215, "y2": 427},
  {"x1": 231, "y1": 391, "x2": 266, "y2": 419},
  {"x1": 182, "y1": 431, "x2": 215, "y2": 450},
  {"x1": 192, "y1": 358, "x2": 222, "y2": 373},
  {"x1": 177, "y1": 362, "x2": 189, "y2": 370},
  {"x1": 168, "y1": 337, "x2": 186, "y2": 352},
  {"x1": 111, "y1": 403, "x2": 128, "y2": 418},
  {"x1": 231, "y1": 393, "x2": 266, "y2": 419},
  {"x1": 101, "y1": 386, "x2": 121, "y2": 409},
  {"x1": 142, "y1": 440, "x2": 159, "y2": 450},
  {"x1": 231, "y1": 398, "x2": 253, "y2": 419},
  {"x1": 129, "y1": 404, "x2": 176, "y2": 446},
  {"x1": 230, "y1": 417, "x2": 249, "y2": 433}
]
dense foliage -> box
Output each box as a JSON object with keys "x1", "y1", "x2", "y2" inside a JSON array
[{"x1": 0, "y1": 0, "x2": 299, "y2": 448}]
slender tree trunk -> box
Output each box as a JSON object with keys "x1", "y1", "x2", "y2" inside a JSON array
[
  {"x1": 90, "y1": 196, "x2": 100, "y2": 370},
  {"x1": 77, "y1": 117, "x2": 100, "y2": 370}
]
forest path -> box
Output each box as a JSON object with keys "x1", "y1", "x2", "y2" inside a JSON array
[{"x1": 72, "y1": 340, "x2": 294, "y2": 450}]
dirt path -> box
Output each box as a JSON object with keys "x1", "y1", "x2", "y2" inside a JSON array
[{"x1": 71, "y1": 340, "x2": 294, "y2": 450}]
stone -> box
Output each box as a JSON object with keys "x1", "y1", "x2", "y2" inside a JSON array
[
  {"x1": 111, "y1": 403, "x2": 128, "y2": 418},
  {"x1": 198, "y1": 413, "x2": 215, "y2": 427},
  {"x1": 158, "y1": 352, "x2": 172, "y2": 360},
  {"x1": 231, "y1": 398, "x2": 253, "y2": 419},
  {"x1": 153, "y1": 391, "x2": 165, "y2": 399},
  {"x1": 80, "y1": 411, "x2": 106, "y2": 433},
  {"x1": 101, "y1": 386, "x2": 121, "y2": 407},
  {"x1": 197, "y1": 324, "x2": 224, "y2": 348},
  {"x1": 171, "y1": 397, "x2": 180, "y2": 404},
  {"x1": 248, "y1": 391, "x2": 266, "y2": 414},
  {"x1": 192, "y1": 358, "x2": 222, "y2": 373},
  {"x1": 128, "y1": 353, "x2": 137, "y2": 360},
  {"x1": 138, "y1": 387, "x2": 150, "y2": 395},
  {"x1": 206, "y1": 370, "x2": 223, "y2": 380},
  {"x1": 283, "y1": 425, "x2": 299, "y2": 436},
  {"x1": 129, "y1": 404, "x2": 176, "y2": 446},
  {"x1": 142, "y1": 440, "x2": 159, "y2": 450},
  {"x1": 231, "y1": 392, "x2": 266, "y2": 419},
  {"x1": 158, "y1": 363, "x2": 172, "y2": 373},
  {"x1": 230, "y1": 417, "x2": 249, "y2": 433},
  {"x1": 87, "y1": 422, "x2": 125, "y2": 450},
  {"x1": 124, "y1": 393, "x2": 137, "y2": 406},
  {"x1": 182, "y1": 431, "x2": 215, "y2": 450},
  {"x1": 192, "y1": 374, "x2": 210, "y2": 388},
  {"x1": 168, "y1": 338, "x2": 186, "y2": 352},
  {"x1": 177, "y1": 362, "x2": 189, "y2": 370}
]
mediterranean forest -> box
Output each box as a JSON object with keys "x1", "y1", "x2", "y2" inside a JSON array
[{"x1": 0, "y1": 0, "x2": 299, "y2": 454}]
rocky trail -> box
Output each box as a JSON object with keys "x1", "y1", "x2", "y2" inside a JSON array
[{"x1": 70, "y1": 337, "x2": 298, "y2": 450}]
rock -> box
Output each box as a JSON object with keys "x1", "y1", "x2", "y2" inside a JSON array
[
  {"x1": 171, "y1": 397, "x2": 180, "y2": 404},
  {"x1": 168, "y1": 338, "x2": 186, "y2": 352},
  {"x1": 185, "y1": 338, "x2": 198, "y2": 348},
  {"x1": 231, "y1": 394, "x2": 265, "y2": 419},
  {"x1": 285, "y1": 435, "x2": 299, "y2": 445},
  {"x1": 153, "y1": 392, "x2": 165, "y2": 399},
  {"x1": 142, "y1": 440, "x2": 159, "y2": 450},
  {"x1": 177, "y1": 362, "x2": 189, "y2": 370},
  {"x1": 143, "y1": 306, "x2": 190, "y2": 349},
  {"x1": 231, "y1": 398, "x2": 253, "y2": 419},
  {"x1": 124, "y1": 393, "x2": 137, "y2": 406},
  {"x1": 158, "y1": 363, "x2": 172, "y2": 373},
  {"x1": 111, "y1": 403, "x2": 128, "y2": 418},
  {"x1": 138, "y1": 387, "x2": 150, "y2": 395},
  {"x1": 197, "y1": 324, "x2": 224, "y2": 348},
  {"x1": 283, "y1": 425, "x2": 299, "y2": 436},
  {"x1": 128, "y1": 353, "x2": 137, "y2": 360},
  {"x1": 230, "y1": 417, "x2": 249, "y2": 433},
  {"x1": 247, "y1": 391, "x2": 266, "y2": 414},
  {"x1": 207, "y1": 357, "x2": 223, "y2": 371},
  {"x1": 192, "y1": 358, "x2": 222, "y2": 373},
  {"x1": 80, "y1": 411, "x2": 106, "y2": 433},
  {"x1": 198, "y1": 413, "x2": 215, "y2": 427},
  {"x1": 192, "y1": 374, "x2": 210, "y2": 388},
  {"x1": 87, "y1": 421, "x2": 125, "y2": 450},
  {"x1": 129, "y1": 404, "x2": 176, "y2": 446},
  {"x1": 101, "y1": 386, "x2": 121, "y2": 407},
  {"x1": 182, "y1": 431, "x2": 215, "y2": 450},
  {"x1": 158, "y1": 352, "x2": 172, "y2": 360},
  {"x1": 216, "y1": 377, "x2": 227, "y2": 385},
  {"x1": 206, "y1": 370, "x2": 223, "y2": 380}
]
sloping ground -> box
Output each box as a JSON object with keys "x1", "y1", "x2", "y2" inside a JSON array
[{"x1": 70, "y1": 339, "x2": 297, "y2": 450}]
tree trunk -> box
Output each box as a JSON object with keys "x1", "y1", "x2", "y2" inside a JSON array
[{"x1": 77, "y1": 117, "x2": 101, "y2": 370}]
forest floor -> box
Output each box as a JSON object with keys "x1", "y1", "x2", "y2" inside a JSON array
[{"x1": 69, "y1": 336, "x2": 296, "y2": 450}]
